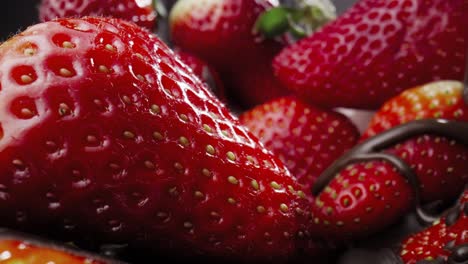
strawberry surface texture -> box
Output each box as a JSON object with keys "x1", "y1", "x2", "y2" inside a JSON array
[
  {"x1": 169, "y1": 0, "x2": 289, "y2": 107},
  {"x1": 39, "y1": 0, "x2": 157, "y2": 30},
  {"x1": 274, "y1": 0, "x2": 466, "y2": 109},
  {"x1": 398, "y1": 189, "x2": 468, "y2": 264},
  {"x1": 0, "y1": 16, "x2": 323, "y2": 262}
]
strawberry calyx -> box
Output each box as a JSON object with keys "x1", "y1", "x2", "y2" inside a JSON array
[
  {"x1": 312, "y1": 119, "x2": 468, "y2": 225},
  {"x1": 255, "y1": 1, "x2": 335, "y2": 40}
]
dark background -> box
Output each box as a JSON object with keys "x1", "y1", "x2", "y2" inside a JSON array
[
  {"x1": 1, "y1": 0, "x2": 40, "y2": 40},
  {"x1": 0, "y1": 0, "x2": 355, "y2": 41}
]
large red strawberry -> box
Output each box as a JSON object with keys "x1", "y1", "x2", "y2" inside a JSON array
[
  {"x1": 398, "y1": 188, "x2": 468, "y2": 264},
  {"x1": 363, "y1": 80, "x2": 468, "y2": 139},
  {"x1": 174, "y1": 50, "x2": 227, "y2": 102},
  {"x1": 310, "y1": 119, "x2": 468, "y2": 240},
  {"x1": 39, "y1": 0, "x2": 157, "y2": 30},
  {"x1": 0, "y1": 230, "x2": 118, "y2": 263},
  {"x1": 274, "y1": 0, "x2": 466, "y2": 109},
  {"x1": 0, "y1": 17, "x2": 321, "y2": 261},
  {"x1": 169, "y1": 0, "x2": 289, "y2": 107},
  {"x1": 239, "y1": 97, "x2": 359, "y2": 191}
]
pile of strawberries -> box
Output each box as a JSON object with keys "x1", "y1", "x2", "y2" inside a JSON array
[{"x1": 0, "y1": 0, "x2": 465, "y2": 263}]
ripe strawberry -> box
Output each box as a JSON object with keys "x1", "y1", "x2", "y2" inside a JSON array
[
  {"x1": 169, "y1": 0, "x2": 282, "y2": 69},
  {"x1": 39, "y1": 0, "x2": 157, "y2": 30},
  {"x1": 174, "y1": 50, "x2": 227, "y2": 102},
  {"x1": 310, "y1": 119, "x2": 468, "y2": 239},
  {"x1": 386, "y1": 134, "x2": 468, "y2": 203},
  {"x1": 312, "y1": 159, "x2": 415, "y2": 239},
  {"x1": 239, "y1": 97, "x2": 359, "y2": 191},
  {"x1": 169, "y1": 0, "x2": 289, "y2": 107},
  {"x1": 0, "y1": 17, "x2": 320, "y2": 261},
  {"x1": 363, "y1": 80, "x2": 468, "y2": 139},
  {"x1": 398, "y1": 188, "x2": 468, "y2": 264},
  {"x1": 0, "y1": 230, "x2": 116, "y2": 264},
  {"x1": 273, "y1": 0, "x2": 465, "y2": 109},
  {"x1": 336, "y1": 189, "x2": 468, "y2": 264}
]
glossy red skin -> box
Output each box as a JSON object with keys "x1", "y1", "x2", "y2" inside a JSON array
[
  {"x1": 274, "y1": 0, "x2": 466, "y2": 109},
  {"x1": 169, "y1": 0, "x2": 288, "y2": 107},
  {"x1": 239, "y1": 97, "x2": 359, "y2": 191},
  {"x1": 0, "y1": 17, "x2": 319, "y2": 261},
  {"x1": 39, "y1": 0, "x2": 157, "y2": 30},
  {"x1": 399, "y1": 190, "x2": 468, "y2": 264},
  {"x1": 312, "y1": 133, "x2": 468, "y2": 240},
  {"x1": 363, "y1": 81, "x2": 468, "y2": 139},
  {"x1": 387, "y1": 135, "x2": 468, "y2": 203},
  {"x1": 311, "y1": 161, "x2": 414, "y2": 239},
  {"x1": 0, "y1": 240, "x2": 105, "y2": 263},
  {"x1": 170, "y1": 0, "x2": 282, "y2": 69},
  {"x1": 175, "y1": 50, "x2": 227, "y2": 102}
]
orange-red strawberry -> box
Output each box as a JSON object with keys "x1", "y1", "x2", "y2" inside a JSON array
[
  {"x1": 274, "y1": 0, "x2": 465, "y2": 109},
  {"x1": 174, "y1": 50, "x2": 226, "y2": 102},
  {"x1": 363, "y1": 80, "x2": 468, "y2": 139},
  {"x1": 0, "y1": 17, "x2": 320, "y2": 261},
  {"x1": 39, "y1": 0, "x2": 157, "y2": 30},
  {"x1": 311, "y1": 119, "x2": 468, "y2": 240},
  {"x1": 239, "y1": 97, "x2": 359, "y2": 191},
  {"x1": 169, "y1": 0, "x2": 289, "y2": 107},
  {"x1": 398, "y1": 189, "x2": 468, "y2": 264},
  {"x1": 0, "y1": 230, "x2": 117, "y2": 264}
]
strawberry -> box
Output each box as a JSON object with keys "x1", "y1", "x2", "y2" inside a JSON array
[
  {"x1": 398, "y1": 188, "x2": 468, "y2": 264},
  {"x1": 239, "y1": 97, "x2": 359, "y2": 191},
  {"x1": 386, "y1": 134, "x2": 468, "y2": 203},
  {"x1": 0, "y1": 17, "x2": 320, "y2": 261},
  {"x1": 310, "y1": 119, "x2": 468, "y2": 240},
  {"x1": 169, "y1": 0, "x2": 289, "y2": 107},
  {"x1": 273, "y1": 0, "x2": 466, "y2": 109},
  {"x1": 169, "y1": 0, "x2": 282, "y2": 70},
  {"x1": 312, "y1": 159, "x2": 415, "y2": 239},
  {"x1": 0, "y1": 230, "x2": 117, "y2": 264},
  {"x1": 39, "y1": 0, "x2": 157, "y2": 30},
  {"x1": 363, "y1": 80, "x2": 468, "y2": 139},
  {"x1": 174, "y1": 50, "x2": 226, "y2": 102}
]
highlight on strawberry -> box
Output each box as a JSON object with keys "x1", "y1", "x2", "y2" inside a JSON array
[
  {"x1": 363, "y1": 80, "x2": 468, "y2": 139},
  {"x1": 0, "y1": 229, "x2": 120, "y2": 264},
  {"x1": 174, "y1": 50, "x2": 227, "y2": 102},
  {"x1": 39, "y1": 0, "x2": 157, "y2": 30}
]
